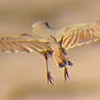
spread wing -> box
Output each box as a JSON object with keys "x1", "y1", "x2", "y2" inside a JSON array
[
  {"x1": 56, "y1": 21, "x2": 100, "y2": 50},
  {"x1": 0, "y1": 33, "x2": 51, "y2": 53}
]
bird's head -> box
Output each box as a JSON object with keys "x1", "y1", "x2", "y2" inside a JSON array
[
  {"x1": 32, "y1": 21, "x2": 55, "y2": 41},
  {"x1": 32, "y1": 20, "x2": 50, "y2": 29}
]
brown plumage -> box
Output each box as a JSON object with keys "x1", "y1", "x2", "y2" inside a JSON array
[{"x1": 0, "y1": 21, "x2": 100, "y2": 84}]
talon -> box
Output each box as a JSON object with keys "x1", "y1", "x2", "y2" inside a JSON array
[
  {"x1": 64, "y1": 67, "x2": 70, "y2": 81},
  {"x1": 47, "y1": 72, "x2": 53, "y2": 85}
]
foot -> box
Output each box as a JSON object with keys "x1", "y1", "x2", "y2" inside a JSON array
[
  {"x1": 64, "y1": 67, "x2": 69, "y2": 81},
  {"x1": 47, "y1": 71, "x2": 53, "y2": 85}
]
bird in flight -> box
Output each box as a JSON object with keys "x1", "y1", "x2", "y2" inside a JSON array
[{"x1": 0, "y1": 21, "x2": 100, "y2": 84}]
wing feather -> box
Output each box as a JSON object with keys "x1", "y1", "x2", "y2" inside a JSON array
[
  {"x1": 0, "y1": 35, "x2": 51, "y2": 54},
  {"x1": 57, "y1": 21, "x2": 100, "y2": 50},
  {"x1": 71, "y1": 30, "x2": 79, "y2": 48},
  {"x1": 63, "y1": 31, "x2": 75, "y2": 49}
]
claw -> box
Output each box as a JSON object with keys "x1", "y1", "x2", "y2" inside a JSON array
[
  {"x1": 64, "y1": 67, "x2": 70, "y2": 81},
  {"x1": 47, "y1": 71, "x2": 53, "y2": 85}
]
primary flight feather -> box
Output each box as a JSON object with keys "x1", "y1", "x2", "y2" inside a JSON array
[{"x1": 57, "y1": 21, "x2": 100, "y2": 50}]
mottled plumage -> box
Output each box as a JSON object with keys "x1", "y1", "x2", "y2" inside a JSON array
[{"x1": 0, "y1": 21, "x2": 100, "y2": 84}]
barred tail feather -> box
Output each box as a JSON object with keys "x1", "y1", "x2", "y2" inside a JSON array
[{"x1": 53, "y1": 47, "x2": 67, "y2": 68}]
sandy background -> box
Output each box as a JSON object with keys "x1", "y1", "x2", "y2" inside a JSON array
[{"x1": 0, "y1": 0, "x2": 100, "y2": 100}]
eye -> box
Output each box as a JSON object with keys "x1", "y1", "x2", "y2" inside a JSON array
[{"x1": 45, "y1": 22, "x2": 50, "y2": 28}]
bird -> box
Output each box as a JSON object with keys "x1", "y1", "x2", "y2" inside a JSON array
[{"x1": 0, "y1": 20, "x2": 100, "y2": 84}]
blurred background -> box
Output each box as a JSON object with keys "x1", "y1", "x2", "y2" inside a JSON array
[{"x1": 0, "y1": 0, "x2": 100, "y2": 100}]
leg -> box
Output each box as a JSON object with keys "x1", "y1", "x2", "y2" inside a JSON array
[
  {"x1": 44, "y1": 54, "x2": 53, "y2": 85},
  {"x1": 64, "y1": 67, "x2": 69, "y2": 81}
]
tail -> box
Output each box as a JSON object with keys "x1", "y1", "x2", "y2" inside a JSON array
[
  {"x1": 49, "y1": 35, "x2": 73, "y2": 68},
  {"x1": 53, "y1": 47, "x2": 67, "y2": 68},
  {"x1": 53, "y1": 47, "x2": 73, "y2": 68}
]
